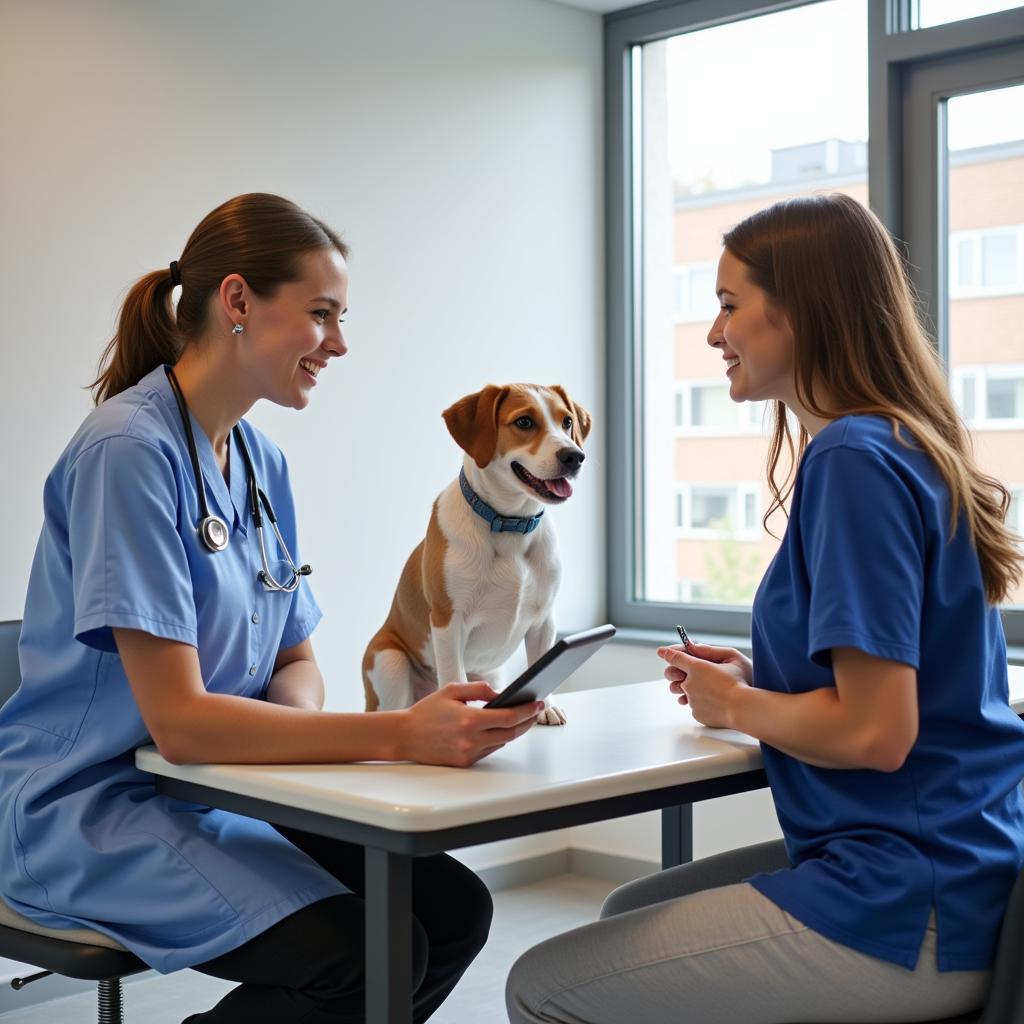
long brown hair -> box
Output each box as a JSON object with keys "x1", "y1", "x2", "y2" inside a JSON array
[
  {"x1": 91, "y1": 193, "x2": 349, "y2": 403},
  {"x1": 723, "y1": 192, "x2": 1021, "y2": 605}
]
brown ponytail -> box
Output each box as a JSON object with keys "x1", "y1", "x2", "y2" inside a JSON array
[
  {"x1": 91, "y1": 193, "x2": 348, "y2": 403},
  {"x1": 91, "y1": 270, "x2": 182, "y2": 404}
]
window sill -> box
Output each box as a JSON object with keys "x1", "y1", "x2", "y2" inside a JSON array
[
  {"x1": 608, "y1": 625, "x2": 753, "y2": 656},
  {"x1": 607, "y1": 628, "x2": 1024, "y2": 667}
]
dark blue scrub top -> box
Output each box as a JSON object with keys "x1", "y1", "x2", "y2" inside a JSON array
[{"x1": 748, "y1": 414, "x2": 1024, "y2": 971}]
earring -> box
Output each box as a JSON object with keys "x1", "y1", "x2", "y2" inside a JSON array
[{"x1": 232, "y1": 324, "x2": 244, "y2": 336}]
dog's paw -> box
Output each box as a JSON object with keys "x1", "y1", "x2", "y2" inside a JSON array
[{"x1": 536, "y1": 700, "x2": 567, "y2": 726}]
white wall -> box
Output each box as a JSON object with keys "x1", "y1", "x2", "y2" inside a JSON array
[
  {"x1": 0, "y1": 0, "x2": 605, "y2": 709},
  {"x1": 0, "y1": 2, "x2": 777, "y2": 972},
  {"x1": 0, "y1": 0, "x2": 606, "y2": 986}
]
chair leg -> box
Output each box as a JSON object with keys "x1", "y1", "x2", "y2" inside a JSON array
[{"x1": 97, "y1": 977, "x2": 124, "y2": 1024}]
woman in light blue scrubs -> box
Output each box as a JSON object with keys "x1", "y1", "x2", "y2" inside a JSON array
[
  {"x1": 507, "y1": 194, "x2": 1024, "y2": 1022},
  {"x1": 0, "y1": 193, "x2": 542, "y2": 1024}
]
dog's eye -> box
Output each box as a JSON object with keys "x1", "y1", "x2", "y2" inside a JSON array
[
  {"x1": 563, "y1": 416, "x2": 573, "y2": 432},
  {"x1": 514, "y1": 416, "x2": 534, "y2": 430}
]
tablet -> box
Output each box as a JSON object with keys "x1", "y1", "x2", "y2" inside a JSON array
[{"x1": 483, "y1": 624, "x2": 617, "y2": 709}]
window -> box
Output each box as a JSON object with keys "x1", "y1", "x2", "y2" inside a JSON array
[
  {"x1": 607, "y1": 0, "x2": 1024, "y2": 640},
  {"x1": 915, "y1": 1, "x2": 1023, "y2": 29},
  {"x1": 949, "y1": 226, "x2": 1024, "y2": 298},
  {"x1": 989, "y1": 377, "x2": 1024, "y2": 420},
  {"x1": 619, "y1": 0, "x2": 869, "y2": 614},
  {"x1": 940, "y1": 85, "x2": 1024, "y2": 611},
  {"x1": 675, "y1": 382, "x2": 767, "y2": 435},
  {"x1": 676, "y1": 483, "x2": 761, "y2": 540},
  {"x1": 673, "y1": 262, "x2": 721, "y2": 323},
  {"x1": 676, "y1": 579, "x2": 723, "y2": 602},
  {"x1": 1009, "y1": 488, "x2": 1024, "y2": 538},
  {"x1": 953, "y1": 366, "x2": 1024, "y2": 427}
]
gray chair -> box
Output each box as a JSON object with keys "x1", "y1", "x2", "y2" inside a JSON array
[
  {"x1": 805, "y1": 860, "x2": 1024, "y2": 1024},
  {"x1": 975, "y1": 860, "x2": 1024, "y2": 1024},
  {"x1": 0, "y1": 619, "x2": 148, "y2": 1023}
]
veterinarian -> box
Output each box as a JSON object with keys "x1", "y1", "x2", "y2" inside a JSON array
[
  {"x1": 0, "y1": 193, "x2": 543, "y2": 1024},
  {"x1": 506, "y1": 193, "x2": 1024, "y2": 1023}
]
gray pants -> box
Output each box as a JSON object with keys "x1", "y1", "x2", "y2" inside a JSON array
[{"x1": 506, "y1": 840, "x2": 990, "y2": 1024}]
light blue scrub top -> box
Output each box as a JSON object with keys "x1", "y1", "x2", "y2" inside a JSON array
[
  {"x1": 748, "y1": 415, "x2": 1024, "y2": 972},
  {"x1": 0, "y1": 365, "x2": 347, "y2": 973}
]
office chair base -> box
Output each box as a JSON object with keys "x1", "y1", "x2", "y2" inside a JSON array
[
  {"x1": 10, "y1": 968, "x2": 53, "y2": 990},
  {"x1": 98, "y1": 977, "x2": 124, "y2": 1024}
]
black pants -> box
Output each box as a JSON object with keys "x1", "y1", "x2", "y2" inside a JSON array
[{"x1": 182, "y1": 825, "x2": 493, "y2": 1023}]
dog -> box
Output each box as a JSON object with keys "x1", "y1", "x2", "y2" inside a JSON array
[{"x1": 362, "y1": 383, "x2": 591, "y2": 726}]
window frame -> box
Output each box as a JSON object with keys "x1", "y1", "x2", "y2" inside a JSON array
[{"x1": 604, "y1": 0, "x2": 1024, "y2": 644}]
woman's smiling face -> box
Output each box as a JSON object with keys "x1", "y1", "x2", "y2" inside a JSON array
[
  {"x1": 707, "y1": 248, "x2": 796, "y2": 408},
  {"x1": 242, "y1": 247, "x2": 349, "y2": 410}
]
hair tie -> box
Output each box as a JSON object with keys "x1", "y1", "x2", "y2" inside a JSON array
[{"x1": 169, "y1": 260, "x2": 182, "y2": 287}]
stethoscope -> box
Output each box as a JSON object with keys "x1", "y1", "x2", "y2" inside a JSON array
[{"x1": 164, "y1": 366, "x2": 312, "y2": 593}]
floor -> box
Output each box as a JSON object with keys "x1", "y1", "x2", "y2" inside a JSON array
[{"x1": 0, "y1": 873, "x2": 616, "y2": 1024}]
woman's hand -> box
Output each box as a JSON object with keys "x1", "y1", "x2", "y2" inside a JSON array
[
  {"x1": 673, "y1": 642, "x2": 753, "y2": 685},
  {"x1": 400, "y1": 682, "x2": 543, "y2": 768},
  {"x1": 656, "y1": 643, "x2": 752, "y2": 730}
]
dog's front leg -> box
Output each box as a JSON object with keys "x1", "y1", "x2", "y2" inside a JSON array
[
  {"x1": 431, "y1": 617, "x2": 468, "y2": 686},
  {"x1": 524, "y1": 616, "x2": 567, "y2": 726},
  {"x1": 525, "y1": 616, "x2": 556, "y2": 666}
]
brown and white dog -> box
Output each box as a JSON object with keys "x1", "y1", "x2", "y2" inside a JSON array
[{"x1": 362, "y1": 384, "x2": 591, "y2": 725}]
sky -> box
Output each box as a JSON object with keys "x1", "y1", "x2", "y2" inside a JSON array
[
  {"x1": 918, "y1": 0, "x2": 1022, "y2": 27},
  {"x1": 658, "y1": 0, "x2": 1023, "y2": 192}
]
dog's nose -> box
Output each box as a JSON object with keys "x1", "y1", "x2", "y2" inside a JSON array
[{"x1": 557, "y1": 447, "x2": 585, "y2": 470}]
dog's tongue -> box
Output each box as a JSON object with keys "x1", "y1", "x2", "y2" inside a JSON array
[{"x1": 546, "y1": 477, "x2": 573, "y2": 499}]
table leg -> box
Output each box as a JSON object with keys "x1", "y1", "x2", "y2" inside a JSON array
[
  {"x1": 365, "y1": 846, "x2": 413, "y2": 1024},
  {"x1": 661, "y1": 804, "x2": 693, "y2": 869}
]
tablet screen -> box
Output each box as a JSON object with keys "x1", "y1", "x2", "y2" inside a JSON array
[{"x1": 483, "y1": 624, "x2": 616, "y2": 708}]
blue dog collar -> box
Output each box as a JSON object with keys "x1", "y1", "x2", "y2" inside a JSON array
[{"x1": 459, "y1": 468, "x2": 544, "y2": 534}]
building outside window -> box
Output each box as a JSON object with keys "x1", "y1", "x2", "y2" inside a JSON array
[{"x1": 674, "y1": 481, "x2": 763, "y2": 605}]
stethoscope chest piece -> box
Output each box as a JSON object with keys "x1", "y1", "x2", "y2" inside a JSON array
[
  {"x1": 164, "y1": 366, "x2": 312, "y2": 592},
  {"x1": 199, "y1": 515, "x2": 230, "y2": 553}
]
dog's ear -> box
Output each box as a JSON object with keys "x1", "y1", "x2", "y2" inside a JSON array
[
  {"x1": 442, "y1": 385, "x2": 511, "y2": 468},
  {"x1": 550, "y1": 386, "x2": 592, "y2": 446}
]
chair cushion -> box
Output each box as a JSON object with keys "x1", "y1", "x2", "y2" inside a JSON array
[
  {"x1": 796, "y1": 1017, "x2": 980, "y2": 1024},
  {"x1": 0, "y1": 896, "x2": 128, "y2": 951}
]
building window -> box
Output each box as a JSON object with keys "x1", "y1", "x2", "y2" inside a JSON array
[
  {"x1": 949, "y1": 225, "x2": 1024, "y2": 298},
  {"x1": 673, "y1": 262, "x2": 721, "y2": 323},
  {"x1": 1009, "y1": 488, "x2": 1024, "y2": 539},
  {"x1": 675, "y1": 382, "x2": 767, "y2": 435},
  {"x1": 676, "y1": 578, "x2": 720, "y2": 602},
  {"x1": 954, "y1": 365, "x2": 1024, "y2": 427},
  {"x1": 676, "y1": 483, "x2": 761, "y2": 539}
]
